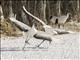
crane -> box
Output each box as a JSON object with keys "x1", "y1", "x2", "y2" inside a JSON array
[
  {"x1": 57, "y1": 13, "x2": 70, "y2": 28},
  {"x1": 50, "y1": 13, "x2": 70, "y2": 28}
]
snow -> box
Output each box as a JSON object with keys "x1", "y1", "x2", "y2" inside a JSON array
[{"x1": 1, "y1": 32, "x2": 79, "y2": 60}]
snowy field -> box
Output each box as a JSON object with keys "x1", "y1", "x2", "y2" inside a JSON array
[{"x1": 1, "y1": 32, "x2": 80, "y2": 60}]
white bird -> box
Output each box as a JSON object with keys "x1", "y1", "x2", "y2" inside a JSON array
[
  {"x1": 57, "y1": 13, "x2": 70, "y2": 28},
  {"x1": 50, "y1": 13, "x2": 70, "y2": 28},
  {"x1": 50, "y1": 16, "x2": 58, "y2": 24}
]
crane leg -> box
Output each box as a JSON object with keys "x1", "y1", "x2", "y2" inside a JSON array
[
  {"x1": 36, "y1": 40, "x2": 45, "y2": 47},
  {"x1": 22, "y1": 39, "x2": 30, "y2": 50},
  {"x1": 36, "y1": 40, "x2": 52, "y2": 47},
  {"x1": 55, "y1": 23, "x2": 58, "y2": 28},
  {"x1": 25, "y1": 40, "x2": 30, "y2": 44},
  {"x1": 24, "y1": 36, "x2": 30, "y2": 45},
  {"x1": 58, "y1": 24, "x2": 60, "y2": 28},
  {"x1": 63, "y1": 24, "x2": 64, "y2": 29},
  {"x1": 22, "y1": 43, "x2": 27, "y2": 50}
]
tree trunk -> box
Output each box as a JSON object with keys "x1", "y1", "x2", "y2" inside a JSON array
[
  {"x1": 57, "y1": 0, "x2": 61, "y2": 16},
  {"x1": 9, "y1": 0, "x2": 14, "y2": 17},
  {"x1": 77, "y1": 0, "x2": 79, "y2": 12},
  {"x1": 43, "y1": 0, "x2": 47, "y2": 24},
  {"x1": 0, "y1": 4, "x2": 4, "y2": 20},
  {"x1": 2, "y1": 0, "x2": 10, "y2": 18}
]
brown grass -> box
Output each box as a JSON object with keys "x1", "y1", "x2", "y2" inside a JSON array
[
  {"x1": 50, "y1": 21, "x2": 80, "y2": 32},
  {"x1": 64, "y1": 22, "x2": 80, "y2": 32},
  {"x1": 0, "y1": 18, "x2": 23, "y2": 37}
]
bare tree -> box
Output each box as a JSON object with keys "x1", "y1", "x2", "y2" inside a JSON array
[
  {"x1": 77, "y1": 0, "x2": 79, "y2": 12},
  {"x1": 56, "y1": 0, "x2": 61, "y2": 16}
]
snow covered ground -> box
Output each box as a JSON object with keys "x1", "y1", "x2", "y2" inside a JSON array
[{"x1": 1, "y1": 32, "x2": 80, "y2": 60}]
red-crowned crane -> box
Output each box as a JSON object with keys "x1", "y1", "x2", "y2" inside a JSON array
[{"x1": 50, "y1": 13, "x2": 70, "y2": 29}]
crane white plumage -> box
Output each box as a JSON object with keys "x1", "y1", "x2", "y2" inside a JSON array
[
  {"x1": 50, "y1": 13, "x2": 70, "y2": 28},
  {"x1": 50, "y1": 16, "x2": 58, "y2": 24},
  {"x1": 58, "y1": 13, "x2": 70, "y2": 24},
  {"x1": 57, "y1": 13, "x2": 70, "y2": 28}
]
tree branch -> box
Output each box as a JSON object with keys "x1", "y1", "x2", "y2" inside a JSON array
[
  {"x1": 9, "y1": 17, "x2": 31, "y2": 31},
  {"x1": 23, "y1": 6, "x2": 46, "y2": 26}
]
